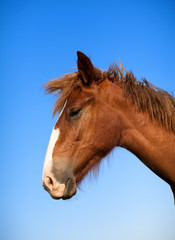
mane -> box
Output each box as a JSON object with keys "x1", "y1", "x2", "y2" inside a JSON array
[
  {"x1": 43, "y1": 68, "x2": 104, "y2": 116},
  {"x1": 43, "y1": 63, "x2": 175, "y2": 134},
  {"x1": 108, "y1": 63, "x2": 175, "y2": 134}
]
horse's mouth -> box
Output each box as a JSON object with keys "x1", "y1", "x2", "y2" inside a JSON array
[{"x1": 48, "y1": 178, "x2": 77, "y2": 200}]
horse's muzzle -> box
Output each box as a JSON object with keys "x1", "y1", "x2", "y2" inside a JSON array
[{"x1": 42, "y1": 173, "x2": 77, "y2": 200}]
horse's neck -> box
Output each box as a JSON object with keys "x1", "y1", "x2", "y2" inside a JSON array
[
  {"x1": 105, "y1": 81, "x2": 175, "y2": 186},
  {"x1": 119, "y1": 101, "x2": 175, "y2": 186}
]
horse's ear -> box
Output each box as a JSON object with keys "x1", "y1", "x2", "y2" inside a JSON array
[{"x1": 77, "y1": 51, "x2": 95, "y2": 85}]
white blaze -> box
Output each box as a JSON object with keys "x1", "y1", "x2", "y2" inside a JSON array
[
  {"x1": 59, "y1": 99, "x2": 67, "y2": 118},
  {"x1": 42, "y1": 127, "x2": 60, "y2": 179},
  {"x1": 42, "y1": 100, "x2": 67, "y2": 180}
]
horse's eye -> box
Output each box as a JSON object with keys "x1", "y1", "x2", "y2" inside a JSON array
[{"x1": 68, "y1": 107, "x2": 82, "y2": 119}]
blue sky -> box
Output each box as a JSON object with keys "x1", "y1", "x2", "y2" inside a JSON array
[{"x1": 1, "y1": 0, "x2": 175, "y2": 239}]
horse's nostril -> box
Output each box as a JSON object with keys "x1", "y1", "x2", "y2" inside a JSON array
[{"x1": 45, "y1": 176, "x2": 54, "y2": 189}]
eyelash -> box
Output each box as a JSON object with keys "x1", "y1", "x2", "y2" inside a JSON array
[{"x1": 68, "y1": 108, "x2": 82, "y2": 119}]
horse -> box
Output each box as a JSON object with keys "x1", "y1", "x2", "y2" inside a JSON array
[{"x1": 42, "y1": 51, "x2": 175, "y2": 201}]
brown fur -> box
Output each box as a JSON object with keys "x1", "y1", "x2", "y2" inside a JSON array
[
  {"x1": 43, "y1": 63, "x2": 175, "y2": 135},
  {"x1": 42, "y1": 52, "x2": 175, "y2": 201}
]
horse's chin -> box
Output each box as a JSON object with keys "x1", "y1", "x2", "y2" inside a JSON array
[{"x1": 50, "y1": 192, "x2": 76, "y2": 200}]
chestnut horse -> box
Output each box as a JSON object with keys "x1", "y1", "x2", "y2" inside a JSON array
[{"x1": 42, "y1": 51, "x2": 175, "y2": 201}]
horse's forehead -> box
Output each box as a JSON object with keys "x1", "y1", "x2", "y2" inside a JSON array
[{"x1": 67, "y1": 88, "x2": 96, "y2": 106}]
